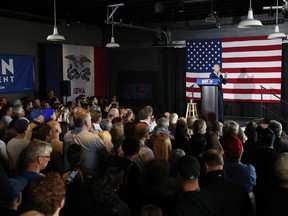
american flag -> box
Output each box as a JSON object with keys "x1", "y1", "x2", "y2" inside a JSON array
[{"x1": 186, "y1": 36, "x2": 282, "y2": 103}]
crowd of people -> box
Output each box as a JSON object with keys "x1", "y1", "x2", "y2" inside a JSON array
[{"x1": 0, "y1": 91, "x2": 288, "y2": 216}]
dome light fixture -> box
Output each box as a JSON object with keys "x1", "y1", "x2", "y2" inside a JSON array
[{"x1": 154, "y1": 1, "x2": 164, "y2": 14}]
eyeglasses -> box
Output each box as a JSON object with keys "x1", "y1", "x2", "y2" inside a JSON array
[{"x1": 40, "y1": 155, "x2": 51, "y2": 161}]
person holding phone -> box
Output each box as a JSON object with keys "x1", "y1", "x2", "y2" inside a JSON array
[{"x1": 62, "y1": 144, "x2": 85, "y2": 216}]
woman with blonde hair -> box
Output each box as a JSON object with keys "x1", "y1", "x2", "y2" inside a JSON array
[
  {"x1": 192, "y1": 119, "x2": 207, "y2": 135},
  {"x1": 123, "y1": 108, "x2": 135, "y2": 124},
  {"x1": 153, "y1": 134, "x2": 172, "y2": 160},
  {"x1": 108, "y1": 108, "x2": 119, "y2": 122},
  {"x1": 186, "y1": 116, "x2": 197, "y2": 136}
]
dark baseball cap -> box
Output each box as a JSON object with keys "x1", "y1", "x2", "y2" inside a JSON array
[
  {"x1": 175, "y1": 155, "x2": 200, "y2": 180},
  {"x1": 15, "y1": 118, "x2": 30, "y2": 134},
  {"x1": 0, "y1": 177, "x2": 27, "y2": 206}
]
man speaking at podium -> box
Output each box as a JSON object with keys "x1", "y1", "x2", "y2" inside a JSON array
[{"x1": 209, "y1": 64, "x2": 228, "y2": 122}]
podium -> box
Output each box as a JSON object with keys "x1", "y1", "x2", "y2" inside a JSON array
[{"x1": 196, "y1": 78, "x2": 219, "y2": 123}]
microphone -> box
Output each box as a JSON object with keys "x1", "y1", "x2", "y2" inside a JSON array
[{"x1": 190, "y1": 84, "x2": 194, "y2": 88}]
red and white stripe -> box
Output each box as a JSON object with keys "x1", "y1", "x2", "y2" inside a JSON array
[{"x1": 186, "y1": 36, "x2": 282, "y2": 103}]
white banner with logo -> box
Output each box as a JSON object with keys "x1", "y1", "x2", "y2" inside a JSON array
[{"x1": 62, "y1": 44, "x2": 94, "y2": 101}]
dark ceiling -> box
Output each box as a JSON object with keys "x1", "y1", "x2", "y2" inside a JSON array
[{"x1": 0, "y1": 0, "x2": 286, "y2": 27}]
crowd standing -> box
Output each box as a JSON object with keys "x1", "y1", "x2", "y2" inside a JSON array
[{"x1": 0, "y1": 92, "x2": 288, "y2": 216}]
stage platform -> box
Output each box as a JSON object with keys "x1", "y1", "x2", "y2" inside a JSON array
[{"x1": 222, "y1": 116, "x2": 264, "y2": 128}]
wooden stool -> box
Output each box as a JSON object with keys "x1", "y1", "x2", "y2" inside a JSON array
[{"x1": 185, "y1": 102, "x2": 198, "y2": 119}]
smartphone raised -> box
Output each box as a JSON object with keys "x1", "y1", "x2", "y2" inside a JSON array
[{"x1": 66, "y1": 169, "x2": 78, "y2": 185}]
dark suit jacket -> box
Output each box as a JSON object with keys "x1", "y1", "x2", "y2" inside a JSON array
[
  {"x1": 173, "y1": 190, "x2": 218, "y2": 216},
  {"x1": 209, "y1": 72, "x2": 228, "y2": 91},
  {"x1": 201, "y1": 170, "x2": 253, "y2": 216},
  {"x1": 273, "y1": 137, "x2": 288, "y2": 153}
]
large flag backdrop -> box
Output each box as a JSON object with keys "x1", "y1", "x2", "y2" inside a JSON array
[{"x1": 185, "y1": 36, "x2": 282, "y2": 103}]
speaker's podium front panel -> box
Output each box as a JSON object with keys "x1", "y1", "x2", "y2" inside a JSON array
[{"x1": 196, "y1": 79, "x2": 219, "y2": 123}]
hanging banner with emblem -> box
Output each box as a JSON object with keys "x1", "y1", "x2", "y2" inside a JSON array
[{"x1": 0, "y1": 54, "x2": 34, "y2": 93}]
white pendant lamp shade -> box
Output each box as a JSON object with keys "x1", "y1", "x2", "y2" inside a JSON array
[
  {"x1": 47, "y1": 0, "x2": 65, "y2": 42},
  {"x1": 238, "y1": 0, "x2": 263, "y2": 28},
  {"x1": 106, "y1": 36, "x2": 120, "y2": 48},
  {"x1": 47, "y1": 26, "x2": 65, "y2": 41},
  {"x1": 268, "y1": 26, "x2": 287, "y2": 39},
  {"x1": 268, "y1": 0, "x2": 287, "y2": 39},
  {"x1": 154, "y1": 1, "x2": 164, "y2": 13},
  {"x1": 106, "y1": 16, "x2": 120, "y2": 48}
]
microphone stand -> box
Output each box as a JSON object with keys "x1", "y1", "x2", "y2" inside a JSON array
[{"x1": 190, "y1": 84, "x2": 194, "y2": 103}]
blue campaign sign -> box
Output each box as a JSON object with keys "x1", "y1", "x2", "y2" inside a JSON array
[
  {"x1": 196, "y1": 78, "x2": 219, "y2": 86},
  {"x1": 0, "y1": 55, "x2": 35, "y2": 93}
]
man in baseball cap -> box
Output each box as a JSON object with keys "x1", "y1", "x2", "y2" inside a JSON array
[
  {"x1": 0, "y1": 177, "x2": 27, "y2": 215},
  {"x1": 224, "y1": 135, "x2": 256, "y2": 194},
  {"x1": 173, "y1": 155, "x2": 217, "y2": 216},
  {"x1": 28, "y1": 109, "x2": 45, "y2": 140},
  {"x1": 7, "y1": 118, "x2": 30, "y2": 171}
]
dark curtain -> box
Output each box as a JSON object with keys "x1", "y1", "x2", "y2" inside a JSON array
[
  {"x1": 38, "y1": 43, "x2": 63, "y2": 101},
  {"x1": 159, "y1": 48, "x2": 186, "y2": 116}
]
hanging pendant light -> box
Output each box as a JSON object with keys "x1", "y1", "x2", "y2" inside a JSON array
[
  {"x1": 47, "y1": 0, "x2": 65, "y2": 41},
  {"x1": 268, "y1": 0, "x2": 286, "y2": 39},
  {"x1": 238, "y1": 0, "x2": 263, "y2": 28},
  {"x1": 106, "y1": 16, "x2": 120, "y2": 48},
  {"x1": 154, "y1": 1, "x2": 164, "y2": 14}
]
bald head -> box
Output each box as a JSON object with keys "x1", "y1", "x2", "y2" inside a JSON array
[
  {"x1": 47, "y1": 120, "x2": 62, "y2": 135},
  {"x1": 135, "y1": 122, "x2": 149, "y2": 140}
]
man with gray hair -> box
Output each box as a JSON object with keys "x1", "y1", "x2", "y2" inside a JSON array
[
  {"x1": 169, "y1": 113, "x2": 178, "y2": 136},
  {"x1": 12, "y1": 104, "x2": 26, "y2": 121},
  {"x1": 148, "y1": 117, "x2": 174, "y2": 149},
  {"x1": 18, "y1": 139, "x2": 52, "y2": 184},
  {"x1": 222, "y1": 120, "x2": 239, "y2": 136},
  {"x1": 63, "y1": 107, "x2": 107, "y2": 177},
  {"x1": 151, "y1": 117, "x2": 174, "y2": 141},
  {"x1": 268, "y1": 120, "x2": 288, "y2": 153},
  {"x1": 16, "y1": 139, "x2": 52, "y2": 213}
]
